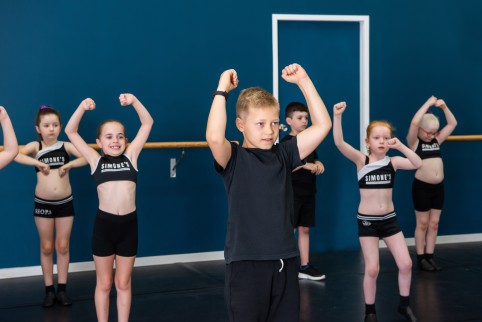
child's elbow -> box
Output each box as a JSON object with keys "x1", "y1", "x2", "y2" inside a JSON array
[
  {"x1": 206, "y1": 133, "x2": 220, "y2": 146},
  {"x1": 414, "y1": 158, "x2": 423, "y2": 169}
]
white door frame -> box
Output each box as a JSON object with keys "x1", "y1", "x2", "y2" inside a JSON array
[{"x1": 272, "y1": 14, "x2": 369, "y2": 150}]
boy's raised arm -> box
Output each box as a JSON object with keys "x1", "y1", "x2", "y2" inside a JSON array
[
  {"x1": 206, "y1": 69, "x2": 238, "y2": 169},
  {"x1": 282, "y1": 64, "x2": 332, "y2": 160}
]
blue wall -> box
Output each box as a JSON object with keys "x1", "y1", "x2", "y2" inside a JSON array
[{"x1": 1, "y1": 1, "x2": 481, "y2": 269}]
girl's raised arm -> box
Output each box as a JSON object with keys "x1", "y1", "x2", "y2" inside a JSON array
[
  {"x1": 407, "y1": 96, "x2": 437, "y2": 149},
  {"x1": 0, "y1": 107, "x2": 18, "y2": 169},
  {"x1": 434, "y1": 99, "x2": 457, "y2": 144},
  {"x1": 65, "y1": 98, "x2": 100, "y2": 170},
  {"x1": 333, "y1": 102, "x2": 365, "y2": 167},
  {"x1": 121, "y1": 94, "x2": 154, "y2": 164}
]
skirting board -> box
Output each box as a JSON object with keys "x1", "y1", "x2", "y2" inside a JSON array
[
  {"x1": 2, "y1": 233, "x2": 482, "y2": 279},
  {"x1": 0, "y1": 251, "x2": 224, "y2": 280},
  {"x1": 379, "y1": 233, "x2": 482, "y2": 248}
]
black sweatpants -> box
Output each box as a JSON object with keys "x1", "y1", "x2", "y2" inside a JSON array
[{"x1": 225, "y1": 257, "x2": 300, "y2": 322}]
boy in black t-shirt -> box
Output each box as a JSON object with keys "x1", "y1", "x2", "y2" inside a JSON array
[
  {"x1": 282, "y1": 102, "x2": 326, "y2": 281},
  {"x1": 206, "y1": 64, "x2": 331, "y2": 322}
]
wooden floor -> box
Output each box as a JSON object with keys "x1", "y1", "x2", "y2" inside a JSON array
[{"x1": 1, "y1": 242, "x2": 482, "y2": 322}]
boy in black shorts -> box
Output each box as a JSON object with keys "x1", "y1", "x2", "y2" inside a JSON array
[
  {"x1": 206, "y1": 64, "x2": 331, "y2": 322},
  {"x1": 282, "y1": 102, "x2": 325, "y2": 281}
]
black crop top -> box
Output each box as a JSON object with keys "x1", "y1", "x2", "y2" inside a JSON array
[
  {"x1": 35, "y1": 141, "x2": 70, "y2": 172},
  {"x1": 91, "y1": 154, "x2": 137, "y2": 187},
  {"x1": 415, "y1": 137, "x2": 441, "y2": 159},
  {"x1": 358, "y1": 156, "x2": 395, "y2": 189}
]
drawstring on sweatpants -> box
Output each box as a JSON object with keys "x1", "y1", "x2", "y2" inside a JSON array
[{"x1": 279, "y1": 259, "x2": 284, "y2": 272}]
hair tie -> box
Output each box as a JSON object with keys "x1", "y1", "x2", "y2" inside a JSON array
[{"x1": 40, "y1": 105, "x2": 52, "y2": 110}]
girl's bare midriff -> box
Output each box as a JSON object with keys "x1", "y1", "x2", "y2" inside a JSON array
[
  {"x1": 358, "y1": 188, "x2": 394, "y2": 215},
  {"x1": 35, "y1": 170, "x2": 72, "y2": 200},
  {"x1": 97, "y1": 181, "x2": 136, "y2": 215},
  {"x1": 415, "y1": 157, "x2": 443, "y2": 184}
]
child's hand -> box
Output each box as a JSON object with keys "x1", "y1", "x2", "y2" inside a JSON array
[
  {"x1": 386, "y1": 137, "x2": 401, "y2": 149},
  {"x1": 435, "y1": 99, "x2": 446, "y2": 108},
  {"x1": 303, "y1": 162, "x2": 324, "y2": 175},
  {"x1": 81, "y1": 98, "x2": 96, "y2": 111},
  {"x1": 217, "y1": 69, "x2": 238, "y2": 92},
  {"x1": 333, "y1": 102, "x2": 347, "y2": 115},
  {"x1": 281, "y1": 63, "x2": 308, "y2": 84},
  {"x1": 119, "y1": 93, "x2": 138, "y2": 106},
  {"x1": 313, "y1": 162, "x2": 325, "y2": 175},
  {"x1": 0, "y1": 106, "x2": 8, "y2": 121},
  {"x1": 425, "y1": 95, "x2": 437, "y2": 106},
  {"x1": 37, "y1": 163, "x2": 50, "y2": 175},
  {"x1": 58, "y1": 163, "x2": 72, "y2": 178}
]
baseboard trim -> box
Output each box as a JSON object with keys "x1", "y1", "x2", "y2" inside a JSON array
[
  {"x1": 379, "y1": 233, "x2": 482, "y2": 248},
  {"x1": 2, "y1": 233, "x2": 482, "y2": 279},
  {"x1": 0, "y1": 251, "x2": 224, "y2": 279}
]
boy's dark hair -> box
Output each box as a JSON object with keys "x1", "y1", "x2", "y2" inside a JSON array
[{"x1": 285, "y1": 102, "x2": 308, "y2": 118}]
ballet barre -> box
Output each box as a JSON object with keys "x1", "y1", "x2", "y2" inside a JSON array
[
  {"x1": 0, "y1": 141, "x2": 236, "y2": 151},
  {"x1": 446, "y1": 135, "x2": 482, "y2": 142}
]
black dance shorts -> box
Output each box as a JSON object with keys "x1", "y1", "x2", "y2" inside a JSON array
[
  {"x1": 293, "y1": 195, "x2": 316, "y2": 228},
  {"x1": 357, "y1": 211, "x2": 402, "y2": 238},
  {"x1": 412, "y1": 178, "x2": 444, "y2": 212},
  {"x1": 34, "y1": 195, "x2": 74, "y2": 218},
  {"x1": 92, "y1": 209, "x2": 138, "y2": 257}
]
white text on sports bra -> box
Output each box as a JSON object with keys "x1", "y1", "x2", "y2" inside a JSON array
[
  {"x1": 40, "y1": 156, "x2": 65, "y2": 164},
  {"x1": 421, "y1": 142, "x2": 439, "y2": 151},
  {"x1": 101, "y1": 162, "x2": 130, "y2": 172},
  {"x1": 365, "y1": 174, "x2": 391, "y2": 185}
]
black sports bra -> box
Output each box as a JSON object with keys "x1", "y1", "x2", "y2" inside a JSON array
[
  {"x1": 91, "y1": 154, "x2": 137, "y2": 187},
  {"x1": 35, "y1": 141, "x2": 70, "y2": 172},
  {"x1": 358, "y1": 156, "x2": 395, "y2": 189}
]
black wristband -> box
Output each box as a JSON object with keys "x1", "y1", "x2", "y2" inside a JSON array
[{"x1": 212, "y1": 90, "x2": 229, "y2": 101}]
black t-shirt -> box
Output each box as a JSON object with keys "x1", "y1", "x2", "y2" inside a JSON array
[
  {"x1": 281, "y1": 134, "x2": 318, "y2": 196},
  {"x1": 215, "y1": 138, "x2": 302, "y2": 263}
]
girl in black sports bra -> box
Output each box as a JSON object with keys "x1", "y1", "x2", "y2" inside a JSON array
[
  {"x1": 407, "y1": 96, "x2": 457, "y2": 272},
  {"x1": 65, "y1": 94, "x2": 153, "y2": 322},
  {"x1": 15, "y1": 105, "x2": 87, "y2": 307},
  {"x1": 333, "y1": 101, "x2": 422, "y2": 322}
]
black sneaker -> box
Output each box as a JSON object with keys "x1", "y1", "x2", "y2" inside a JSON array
[
  {"x1": 298, "y1": 263, "x2": 326, "y2": 281},
  {"x1": 418, "y1": 258, "x2": 435, "y2": 272},
  {"x1": 42, "y1": 291, "x2": 56, "y2": 308},
  {"x1": 364, "y1": 313, "x2": 378, "y2": 322},
  {"x1": 398, "y1": 305, "x2": 417, "y2": 322},
  {"x1": 427, "y1": 258, "x2": 442, "y2": 271},
  {"x1": 56, "y1": 290, "x2": 72, "y2": 306}
]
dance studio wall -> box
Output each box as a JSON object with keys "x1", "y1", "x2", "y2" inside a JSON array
[{"x1": 1, "y1": 1, "x2": 481, "y2": 269}]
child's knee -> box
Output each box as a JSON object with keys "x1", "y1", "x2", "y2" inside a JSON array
[
  {"x1": 399, "y1": 258, "x2": 412, "y2": 273},
  {"x1": 365, "y1": 265, "x2": 379, "y2": 279}
]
